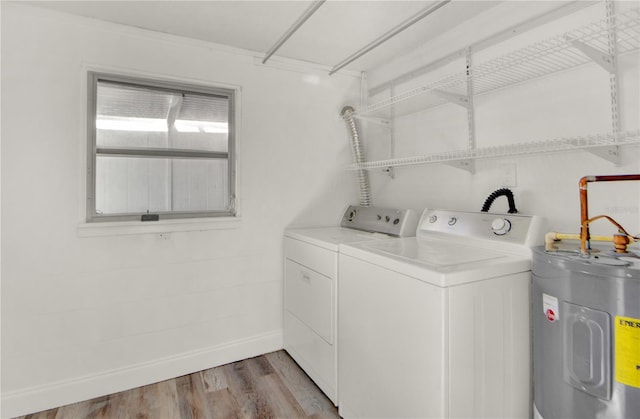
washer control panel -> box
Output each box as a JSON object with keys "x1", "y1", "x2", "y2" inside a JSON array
[
  {"x1": 419, "y1": 208, "x2": 543, "y2": 247},
  {"x1": 340, "y1": 205, "x2": 419, "y2": 237}
]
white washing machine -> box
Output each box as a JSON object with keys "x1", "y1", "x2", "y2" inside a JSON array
[
  {"x1": 338, "y1": 208, "x2": 544, "y2": 418},
  {"x1": 283, "y1": 205, "x2": 418, "y2": 404}
]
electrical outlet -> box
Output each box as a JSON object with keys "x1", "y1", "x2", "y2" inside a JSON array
[{"x1": 500, "y1": 163, "x2": 517, "y2": 187}]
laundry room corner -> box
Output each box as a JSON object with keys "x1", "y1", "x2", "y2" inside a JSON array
[{"x1": 1, "y1": 1, "x2": 639, "y2": 418}]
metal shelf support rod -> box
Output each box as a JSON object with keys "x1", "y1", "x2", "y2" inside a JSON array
[
  {"x1": 386, "y1": 82, "x2": 396, "y2": 178},
  {"x1": 328, "y1": 0, "x2": 451, "y2": 75},
  {"x1": 606, "y1": 0, "x2": 621, "y2": 140},
  {"x1": 262, "y1": 0, "x2": 326, "y2": 64}
]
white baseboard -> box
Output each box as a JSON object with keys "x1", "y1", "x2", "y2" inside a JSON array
[{"x1": 1, "y1": 330, "x2": 283, "y2": 419}]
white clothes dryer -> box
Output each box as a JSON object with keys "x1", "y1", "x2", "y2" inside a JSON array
[
  {"x1": 338, "y1": 208, "x2": 544, "y2": 418},
  {"x1": 283, "y1": 205, "x2": 418, "y2": 404}
]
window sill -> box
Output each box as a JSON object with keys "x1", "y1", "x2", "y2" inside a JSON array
[{"x1": 77, "y1": 216, "x2": 241, "y2": 237}]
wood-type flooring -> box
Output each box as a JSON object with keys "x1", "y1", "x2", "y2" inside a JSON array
[{"x1": 16, "y1": 350, "x2": 339, "y2": 419}]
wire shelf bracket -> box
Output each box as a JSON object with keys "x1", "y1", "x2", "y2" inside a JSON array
[
  {"x1": 351, "y1": 114, "x2": 391, "y2": 128},
  {"x1": 586, "y1": 145, "x2": 619, "y2": 164},
  {"x1": 444, "y1": 159, "x2": 474, "y2": 173},
  {"x1": 566, "y1": 36, "x2": 615, "y2": 73},
  {"x1": 431, "y1": 90, "x2": 470, "y2": 109}
]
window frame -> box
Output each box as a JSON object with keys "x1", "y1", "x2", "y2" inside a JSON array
[{"x1": 86, "y1": 71, "x2": 237, "y2": 223}]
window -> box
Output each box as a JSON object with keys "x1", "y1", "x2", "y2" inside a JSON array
[{"x1": 87, "y1": 72, "x2": 236, "y2": 222}]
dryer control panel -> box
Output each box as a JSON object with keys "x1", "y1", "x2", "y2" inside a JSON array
[{"x1": 340, "y1": 205, "x2": 418, "y2": 237}]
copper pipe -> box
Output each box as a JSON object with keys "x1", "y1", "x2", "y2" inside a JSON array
[
  {"x1": 579, "y1": 174, "x2": 640, "y2": 254},
  {"x1": 614, "y1": 234, "x2": 631, "y2": 253}
]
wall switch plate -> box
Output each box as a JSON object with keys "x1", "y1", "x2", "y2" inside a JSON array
[{"x1": 500, "y1": 163, "x2": 517, "y2": 187}]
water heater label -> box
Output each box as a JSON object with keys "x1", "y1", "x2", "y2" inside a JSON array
[
  {"x1": 615, "y1": 316, "x2": 640, "y2": 388},
  {"x1": 543, "y1": 293, "x2": 559, "y2": 322}
]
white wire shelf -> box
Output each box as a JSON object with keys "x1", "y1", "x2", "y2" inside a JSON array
[
  {"x1": 347, "y1": 130, "x2": 640, "y2": 170},
  {"x1": 360, "y1": 7, "x2": 640, "y2": 116}
]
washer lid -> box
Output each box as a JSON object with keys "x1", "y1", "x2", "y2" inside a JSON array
[
  {"x1": 340, "y1": 237, "x2": 531, "y2": 287},
  {"x1": 372, "y1": 239, "x2": 504, "y2": 266}
]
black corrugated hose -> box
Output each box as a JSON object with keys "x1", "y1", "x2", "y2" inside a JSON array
[{"x1": 481, "y1": 188, "x2": 518, "y2": 214}]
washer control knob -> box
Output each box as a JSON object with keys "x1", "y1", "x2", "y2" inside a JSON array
[
  {"x1": 376, "y1": 214, "x2": 382, "y2": 221},
  {"x1": 385, "y1": 215, "x2": 390, "y2": 223},
  {"x1": 491, "y1": 218, "x2": 511, "y2": 235},
  {"x1": 393, "y1": 218, "x2": 400, "y2": 225},
  {"x1": 428, "y1": 215, "x2": 438, "y2": 223},
  {"x1": 448, "y1": 217, "x2": 457, "y2": 226}
]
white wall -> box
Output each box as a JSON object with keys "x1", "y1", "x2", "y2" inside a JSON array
[
  {"x1": 0, "y1": 3, "x2": 359, "y2": 417},
  {"x1": 363, "y1": 1, "x2": 640, "y2": 237}
]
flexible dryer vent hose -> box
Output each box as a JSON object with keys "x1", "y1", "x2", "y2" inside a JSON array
[{"x1": 341, "y1": 106, "x2": 371, "y2": 207}]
